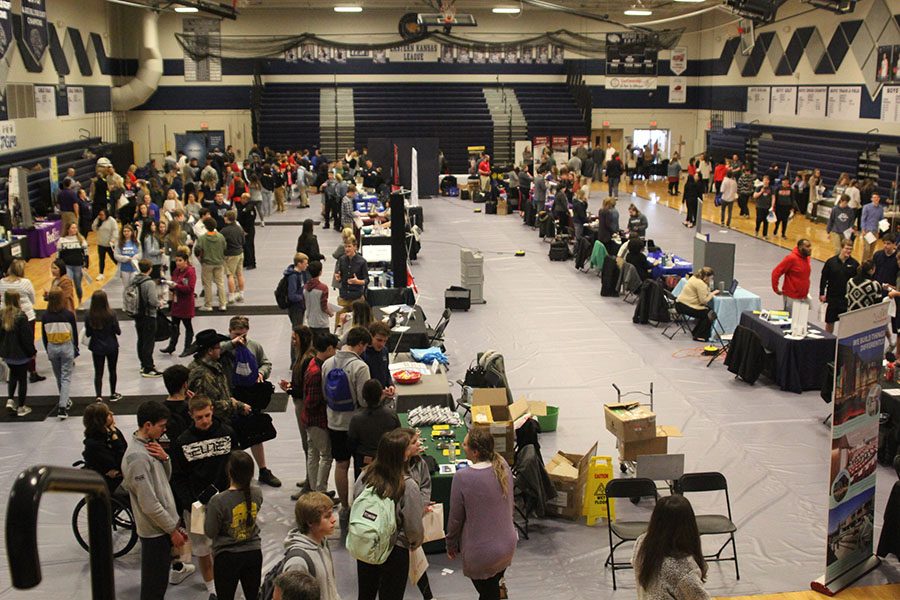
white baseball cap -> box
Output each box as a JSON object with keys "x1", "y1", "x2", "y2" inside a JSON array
[{"x1": 96, "y1": 157, "x2": 112, "y2": 168}]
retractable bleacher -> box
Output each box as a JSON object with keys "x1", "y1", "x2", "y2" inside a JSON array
[{"x1": 257, "y1": 84, "x2": 321, "y2": 153}]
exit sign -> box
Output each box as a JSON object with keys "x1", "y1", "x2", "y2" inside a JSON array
[
  {"x1": 602, "y1": 120, "x2": 610, "y2": 127},
  {"x1": 200, "y1": 122, "x2": 209, "y2": 129},
  {"x1": 649, "y1": 121, "x2": 657, "y2": 127}
]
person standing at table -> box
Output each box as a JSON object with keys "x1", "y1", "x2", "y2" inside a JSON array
[
  {"x1": 819, "y1": 239, "x2": 859, "y2": 333},
  {"x1": 772, "y1": 239, "x2": 812, "y2": 315},
  {"x1": 860, "y1": 193, "x2": 884, "y2": 263},
  {"x1": 334, "y1": 241, "x2": 369, "y2": 320},
  {"x1": 675, "y1": 268, "x2": 719, "y2": 342},
  {"x1": 348, "y1": 379, "x2": 400, "y2": 479}
]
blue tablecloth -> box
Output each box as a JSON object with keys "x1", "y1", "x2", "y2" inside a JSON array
[
  {"x1": 672, "y1": 277, "x2": 762, "y2": 335},
  {"x1": 649, "y1": 250, "x2": 693, "y2": 280}
]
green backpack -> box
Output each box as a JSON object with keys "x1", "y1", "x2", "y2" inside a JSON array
[{"x1": 345, "y1": 486, "x2": 397, "y2": 565}]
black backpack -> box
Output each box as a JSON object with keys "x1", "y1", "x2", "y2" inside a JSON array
[
  {"x1": 259, "y1": 547, "x2": 316, "y2": 600},
  {"x1": 274, "y1": 271, "x2": 294, "y2": 309}
]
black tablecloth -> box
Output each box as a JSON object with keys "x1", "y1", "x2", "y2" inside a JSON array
[
  {"x1": 738, "y1": 311, "x2": 837, "y2": 393},
  {"x1": 377, "y1": 305, "x2": 429, "y2": 353}
]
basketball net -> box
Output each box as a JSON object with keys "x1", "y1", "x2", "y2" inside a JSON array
[{"x1": 440, "y1": 0, "x2": 457, "y2": 24}]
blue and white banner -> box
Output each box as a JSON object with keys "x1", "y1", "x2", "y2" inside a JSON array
[{"x1": 21, "y1": 0, "x2": 47, "y2": 63}]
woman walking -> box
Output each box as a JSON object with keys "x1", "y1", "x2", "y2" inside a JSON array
[
  {"x1": 84, "y1": 290, "x2": 122, "y2": 403},
  {"x1": 633, "y1": 495, "x2": 710, "y2": 600},
  {"x1": 140, "y1": 219, "x2": 164, "y2": 280},
  {"x1": 113, "y1": 224, "x2": 141, "y2": 291},
  {"x1": 204, "y1": 451, "x2": 264, "y2": 600},
  {"x1": 446, "y1": 427, "x2": 516, "y2": 600},
  {"x1": 682, "y1": 173, "x2": 701, "y2": 229},
  {"x1": 41, "y1": 289, "x2": 78, "y2": 420},
  {"x1": 57, "y1": 221, "x2": 89, "y2": 303},
  {"x1": 351, "y1": 429, "x2": 424, "y2": 600},
  {"x1": 92, "y1": 209, "x2": 118, "y2": 282},
  {"x1": 753, "y1": 176, "x2": 775, "y2": 239},
  {"x1": 47, "y1": 259, "x2": 77, "y2": 313},
  {"x1": 163, "y1": 249, "x2": 196, "y2": 357},
  {"x1": 0, "y1": 291, "x2": 37, "y2": 417},
  {"x1": 0, "y1": 259, "x2": 45, "y2": 383},
  {"x1": 296, "y1": 219, "x2": 325, "y2": 262}
]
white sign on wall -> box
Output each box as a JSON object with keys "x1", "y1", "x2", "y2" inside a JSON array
[
  {"x1": 827, "y1": 86, "x2": 861, "y2": 120},
  {"x1": 66, "y1": 86, "x2": 85, "y2": 117},
  {"x1": 746, "y1": 86, "x2": 770, "y2": 114},
  {"x1": 387, "y1": 42, "x2": 441, "y2": 63},
  {"x1": 882, "y1": 86, "x2": 900, "y2": 124},
  {"x1": 0, "y1": 121, "x2": 16, "y2": 152},
  {"x1": 669, "y1": 76, "x2": 687, "y2": 104},
  {"x1": 771, "y1": 86, "x2": 797, "y2": 115},
  {"x1": 670, "y1": 46, "x2": 687, "y2": 75},
  {"x1": 34, "y1": 84, "x2": 56, "y2": 120},
  {"x1": 797, "y1": 86, "x2": 827, "y2": 119},
  {"x1": 607, "y1": 76, "x2": 657, "y2": 90}
]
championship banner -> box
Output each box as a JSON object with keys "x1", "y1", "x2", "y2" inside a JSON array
[
  {"x1": 670, "y1": 46, "x2": 687, "y2": 76},
  {"x1": 669, "y1": 76, "x2": 687, "y2": 104},
  {"x1": 21, "y1": 0, "x2": 47, "y2": 63},
  {"x1": 0, "y1": 0, "x2": 13, "y2": 59},
  {"x1": 812, "y1": 302, "x2": 888, "y2": 595}
]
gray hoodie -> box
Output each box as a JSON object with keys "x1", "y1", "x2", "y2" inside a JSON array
[
  {"x1": 282, "y1": 529, "x2": 341, "y2": 600},
  {"x1": 322, "y1": 349, "x2": 371, "y2": 431},
  {"x1": 121, "y1": 433, "x2": 179, "y2": 538}
]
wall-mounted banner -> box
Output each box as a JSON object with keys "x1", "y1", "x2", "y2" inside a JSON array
[
  {"x1": 669, "y1": 76, "x2": 687, "y2": 104},
  {"x1": 882, "y1": 86, "x2": 900, "y2": 124},
  {"x1": 746, "y1": 86, "x2": 771, "y2": 114},
  {"x1": 387, "y1": 42, "x2": 440, "y2": 63},
  {"x1": 797, "y1": 86, "x2": 827, "y2": 119},
  {"x1": 827, "y1": 86, "x2": 861, "y2": 120},
  {"x1": 771, "y1": 86, "x2": 797, "y2": 116},
  {"x1": 0, "y1": 0, "x2": 13, "y2": 59},
  {"x1": 670, "y1": 46, "x2": 687, "y2": 76},
  {"x1": 34, "y1": 84, "x2": 55, "y2": 120},
  {"x1": 0, "y1": 120, "x2": 16, "y2": 152},
  {"x1": 814, "y1": 302, "x2": 887, "y2": 594},
  {"x1": 21, "y1": 0, "x2": 47, "y2": 64},
  {"x1": 67, "y1": 86, "x2": 85, "y2": 117},
  {"x1": 607, "y1": 76, "x2": 657, "y2": 90}
]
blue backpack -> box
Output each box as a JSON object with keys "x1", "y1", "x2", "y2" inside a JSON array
[
  {"x1": 324, "y1": 355, "x2": 360, "y2": 412},
  {"x1": 232, "y1": 344, "x2": 259, "y2": 388}
]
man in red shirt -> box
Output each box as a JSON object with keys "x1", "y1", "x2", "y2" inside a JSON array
[
  {"x1": 713, "y1": 158, "x2": 728, "y2": 195},
  {"x1": 772, "y1": 238, "x2": 813, "y2": 314},
  {"x1": 478, "y1": 153, "x2": 491, "y2": 195}
]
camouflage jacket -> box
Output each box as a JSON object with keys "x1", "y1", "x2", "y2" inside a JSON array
[{"x1": 187, "y1": 356, "x2": 233, "y2": 417}]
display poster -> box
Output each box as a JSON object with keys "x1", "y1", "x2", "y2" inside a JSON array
[
  {"x1": 820, "y1": 303, "x2": 886, "y2": 586},
  {"x1": 0, "y1": 0, "x2": 13, "y2": 58},
  {"x1": 21, "y1": 0, "x2": 47, "y2": 63},
  {"x1": 0, "y1": 120, "x2": 16, "y2": 152},
  {"x1": 607, "y1": 76, "x2": 657, "y2": 90},
  {"x1": 410, "y1": 147, "x2": 419, "y2": 207},
  {"x1": 797, "y1": 86, "x2": 827, "y2": 119},
  {"x1": 827, "y1": 86, "x2": 861, "y2": 120},
  {"x1": 532, "y1": 136, "x2": 549, "y2": 173},
  {"x1": 49, "y1": 155, "x2": 58, "y2": 204},
  {"x1": 387, "y1": 42, "x2": 440, "y2": 63},
  {"x1": 551, "y1": 135, "x2": 570, "y2": 165},
  {"x1": 882, "y1": 86, "x2": 900, "y2": 124},
  {"x1": 875, "y1": 46, "x2": 892, "y2": 83},
  {"x1": 670, "y1": 46, "x2": 687, "y2": 75},
  {"x1": 746, "y1": 86, "x2": 771, "y2": 114},
  {"x1": 669, "y1": 76, "x2": 687, "y2": 104},
  {"x1": 771, "y1": 86, "x2": 797, "y2": 116},
  {"x1": 570, "y1": 135, "x2": 589, "y2": 151},
  {"x1": 174, "y1": 133, "x2": 209, "y2": 163},
  {"x1": 66, "y1": 86, "x2": 85, "y2": 117},
  {"x1": 34, "y1": 85, "x2": 56, "y2": 120},
  {"x1": 605, "y1": 32, "x2": 657, "y2": 76}
]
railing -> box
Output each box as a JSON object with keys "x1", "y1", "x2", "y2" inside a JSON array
[{"x1": 5, "y1": 465, "x2": 115, "y2": 600}]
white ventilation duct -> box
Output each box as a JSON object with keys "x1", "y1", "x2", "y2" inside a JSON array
[{"x1": 112, "y1": 10, "x2": 162, "y2": 111}]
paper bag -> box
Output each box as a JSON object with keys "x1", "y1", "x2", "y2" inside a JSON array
[
  {"x1": 409, "y1": 546, "x2": 429, "y2": 583},
  {"x1": 190, "y1": 501, "x2": 206, "y2": 535},
  {"x1": 422, "y1": 504, "x2": 446, "y2": 543},
  {"x1": 819, "y1": 302, "x2": 828, "y2": 323}
]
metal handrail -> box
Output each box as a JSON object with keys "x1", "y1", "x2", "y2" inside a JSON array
[{"x1": 6, "y1": 465, "x2": 114, "y2": 600}]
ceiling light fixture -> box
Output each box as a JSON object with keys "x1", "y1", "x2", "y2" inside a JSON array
[
  {"x1": 334, "y1": 5, "x2": 363, "y2": 13},
  {"x1": 624, "y1": 4, "x2": 653, "y2": 16},
  {"x1": 174, "y1": 5, "x2": 200, "y2": 12},
  {"x1": 492, "y1": 7, "x2": 522, "y2": 13}
]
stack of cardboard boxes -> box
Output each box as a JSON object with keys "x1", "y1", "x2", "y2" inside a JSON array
[
  {"x1": 544, "y1": 442, "x2": 598, "y2": 520},
  {"x1": 604, "y1": 402, "x2": 682, "y2": 461}
]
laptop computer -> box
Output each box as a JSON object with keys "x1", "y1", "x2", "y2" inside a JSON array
[{"x1": 718, "y1": 279, "x2": 739, "y2": 297}]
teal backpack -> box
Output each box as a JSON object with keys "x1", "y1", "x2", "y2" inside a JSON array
[{"x1": 345, "y1": 486, "x2": 397, "y2": 565}]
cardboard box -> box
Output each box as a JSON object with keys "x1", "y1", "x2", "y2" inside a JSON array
[
  {"x1": 545, "y1": 442, "x2": 598, "y2": 520},
  {"x1": 497, "y1": 199, "x2": 509, "y2": 215},
  {"x1": 471, "y1": 389, "x2": 527, "y2": 464},
  {"x1": 617, "y1": 426, "x2": 683, "y2": 461},
  {"x1": 604, "y1": 402, "x2": 657, "y2": 443},
  {"x1": 514, "y1": 397, "x2": 548, "y2": 417}
]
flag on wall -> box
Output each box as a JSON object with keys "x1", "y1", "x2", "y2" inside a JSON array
[{"x1": 21, "y1": 0, "x2": 48, "y2": 63}]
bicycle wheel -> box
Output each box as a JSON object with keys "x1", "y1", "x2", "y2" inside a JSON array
[{"x1": 72, "y1": 496, "x2": 139, "y2": 558}]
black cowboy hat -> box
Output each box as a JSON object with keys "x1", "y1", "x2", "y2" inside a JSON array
[{"x1": 185, "y1": 329, "x2": 230, "y2": 355}]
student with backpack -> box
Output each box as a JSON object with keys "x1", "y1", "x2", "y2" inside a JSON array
[
  {"x1": 269, "y1": 492, "x2": 341, "y2": 600},
  {"x1": 322, "y1": 326, "x2": 372, "y2": 533},
  {"x1": 41, "y1": 289, "x2": 78, "y2": 420},
  {"x1": 204, "y1": 451, "x2": 263, "y2": 600},
  {"x1": 350, "y1": 429, "x2": 425, "y2": 600},
  {"x1": 128, "y1": 259, "x2": 162, "y2": 378},
  {"x1": 278, "y1": 253, "x2": 310, "y2": 328},
  {"x1": 348, "y1": 379, "x2": 400, "y2": 479},
  {"x1": 84, "y1": 290, "x2": 123, "y2": 402}
]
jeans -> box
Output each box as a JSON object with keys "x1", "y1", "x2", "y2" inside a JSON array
[
  {"x1": 139, "y1": 535, "x2": 172, "y2": 600},
  {"x1": 720, "y1": 201, "x2": 734, "y2": 226},
  {"x1": 608, "y1": 177, "x2": 619, "y2": 198},
  {"x1": 92, "y1": 351, "x2": 118, "y2": 398},
  {"x1": 168, "y1": 316, "x2": 194, "y2": 352},
  {"x1": 97, "y1": 246, "x2": 116, "y2": 274},
  {"x1": 47, "y1": 342, "x2": 75, "y2": 409},
  {"x1": 213, "y1": 548, "x2": 262, "y2": 600},
  {"x1": 201, "y1": 264, "x2": 227, "y2": 308},
  {"x1": 260, "y1": 189, "x2": 273, "y2": 219},
  {"x1": 306, "y1": 426, "x2": 332, "y2": 492},
  {"x1": 755, "y1": 205, "x2": 769, "y2": 236},
  {"x1": 67, "y1": 265, "x2": 84, "y2": 301},
  {"x1": 357, "y1": 544, "x2": 409, "y2": 600},
  {"x1": 471, "y1": 569, "x2": 506, "y2": 600},
  {"x1": 134, "y1": 316, "x2": 157, "y2": 372},
  {"x1": 6, "y1": 362, "x2": 28, "y2": 407}
]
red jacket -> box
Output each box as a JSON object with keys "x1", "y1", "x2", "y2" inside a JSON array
[
  {"x1": 170, "y1": 264, "x2": 196, "y2": 318},
  {"x1": 714, "y1": 163, "x2": 728, "y2": 182},
  {"x1": 772, "y1": 247, "x2": 811, "y2": 300}
]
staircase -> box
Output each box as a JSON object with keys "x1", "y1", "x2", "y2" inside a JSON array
[
  {"x1": 483, "y1": 87, "x2": 527, "y2": 167},
  {"x1": 319, "y1": 87, "x2": 355, "y2": 160}
]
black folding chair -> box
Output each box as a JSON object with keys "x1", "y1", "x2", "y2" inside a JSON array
[
  {"x1": 676, "y1": 471, "x2": 740, "y2": 580},
  {"x1": 604, "y1": 477, "x2": 658, "y2": 590},
  {"x1": 661, "y1": 291, "x2": 693, "y2": 340},
  {"x1": 427, "y1": 308, "x2": 452, "y2": 348}
]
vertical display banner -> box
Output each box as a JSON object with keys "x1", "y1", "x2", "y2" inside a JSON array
[
  {"x1": 410, "y1": 147, "x2": 419, "y2": 207},
  {"x1": 21, "y1": 0, "x2": 47, "y2": 63},
  {"x1": 669, "y1": 76, "x2": 687, "y2": 104},
  {"x1": 670, "y1": 46, "x2": 687, "y2": 75},
  {"x1": 812, "y1": 303, "x2": 887, "y2": 595},
  {"x1": 532, "y1": 136, "x2": 549, "y2": 173},
  {"x1": 49, "y1": 155, "x2": 58, "y2": 205},
  {"x1": 0, "y1": 0, "x2": 13, "y2": 59},
  {"x1": 875, "y1": 46, "x2": 892, "y2": 83},
  {"x1": 551, "y1": 135, "x2": 570, "y2": 165}
]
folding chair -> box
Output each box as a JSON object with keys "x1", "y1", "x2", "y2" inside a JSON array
[
  {"x1": 604, "y1": 477, "x2": 658, "y2": 590},
  {"x1": 427, "y1": 308, "x2": 452, "y2": 348},
  {"x1": 619, "y1": 262, "x2": 642, "y2": 304},
  {"x1": 676, "y1": 471, "x2": 740, "y2": 580},
  {"x1": 706, "y1": 318, "x2": 733, "y2": 367},
  {"x1": 661, "y1": 291, "x2": 693, "y2": 340}
]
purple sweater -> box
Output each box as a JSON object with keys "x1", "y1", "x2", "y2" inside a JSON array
[{"x1": 446, "y1": 463, "x2": 517, "y2": 580}]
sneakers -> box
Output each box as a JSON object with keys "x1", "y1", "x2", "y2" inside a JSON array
[
  {"x1": 29, "y1": 373, "x2": 47, "y2": 383},
  {"x1": 141, "y1": 369, "x2": 163, "y2": 378},
  {"x1": 199, "y1": 306, "x2": 213, "y2": 312},
  {"x1": 59, "y1": 407, "x2": 68, "y2": 420},
  {"x1": 96, "y1": 274, "x2": 105, "y2": 281},
  {"x1": 235, "y1": 292, "x2": 244, "y2": 303},
  {"x1": 258, "y1": 468, "x2": 282, "y2": 487},
  {"x1": 6, "y1": 398, "x2": 15, "y2": 412},
  {"x1": 17, "y1": 406, "x2": 32, "y2": 417},
  {"x1": 178, "y1": 349, "x2": 193, "y2": 358},
  {"x1": 160, "y1": 346, "x2": 176, "y2": 355},
  {"x1": 168, "y1": 562, "x2": 195, "y2": 585},
  {"x1": 218, "y1": 305, "x2": 227, "y2": 312},
  {"x1": 111, "y1": 393, "x2": 123, "y2": 402}
]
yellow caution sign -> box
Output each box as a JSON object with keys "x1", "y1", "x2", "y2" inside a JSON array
[{"x1": 584, "y1": 456, "x2": 615, "y2": 526}]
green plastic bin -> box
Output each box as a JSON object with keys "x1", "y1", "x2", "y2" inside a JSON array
[{"x1": 536, "y1": 406, "x2": 559, "y2": 432}]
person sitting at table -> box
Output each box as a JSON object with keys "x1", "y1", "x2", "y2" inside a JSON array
[
  {"x1": 819, "y1": 239, "x2": 858, "y2": 333},
  {"x1": 625, "y1": 238, "x2": 652, "y2": 281},
  {"x1": 675, "y1": 267, "x2": 719, "y2": 342},
  {"x1": 347, "y1": 378, "x2": 400, "y2": 480},
  {"x1": 846, "y1": 261, "x2": 883, "y2": 312}
]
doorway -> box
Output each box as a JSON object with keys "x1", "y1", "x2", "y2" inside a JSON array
[
  {"x1": 632, "y1": 129, "x2": 670, "y2": 158},
  {"x1": 592, "y1": 128, "x2": 624, "y2": 155}
]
